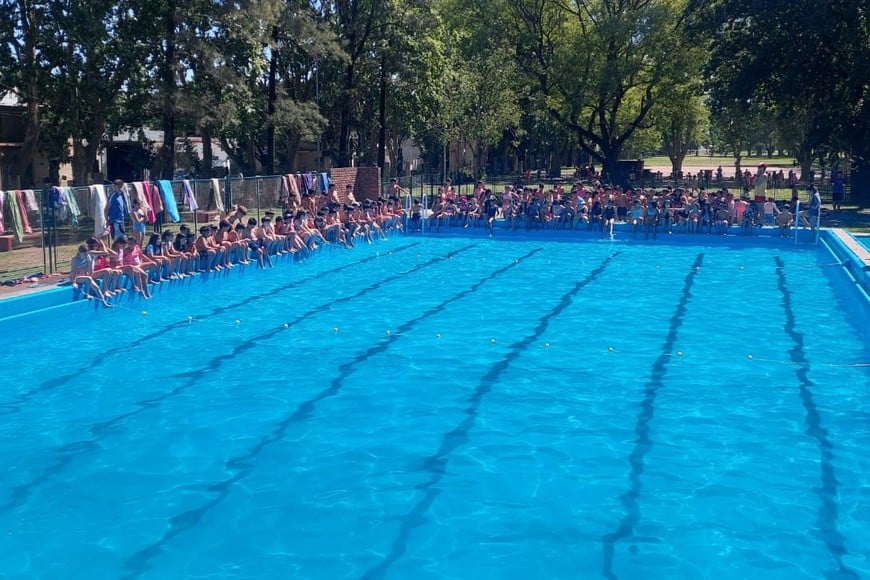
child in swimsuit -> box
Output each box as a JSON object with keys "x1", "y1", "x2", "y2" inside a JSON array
[{"x1": 70, "y1": 245, "x2": 112, "y2": 307}]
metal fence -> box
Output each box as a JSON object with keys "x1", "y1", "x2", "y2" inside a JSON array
[{"x1": 0, "y1": 168, "x2": 855, "y2": 278}]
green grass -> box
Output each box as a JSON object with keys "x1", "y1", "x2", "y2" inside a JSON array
[{"x1": 641, "y1": 154, "x2": 797, "y2": 168}]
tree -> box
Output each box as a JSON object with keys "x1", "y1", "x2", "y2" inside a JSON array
[
  {"x1": 694, "y1": 0, "x2": 870, "y2": 201},
  {"x1": 508, "y1": 0, "x2": 692, "y2": 184},
  {"x1": 647, "y1": 75, "x2": 708, "y2": 176},
  {"x1": 0, "y1": 0, "x2": 48, "y2": 186}
]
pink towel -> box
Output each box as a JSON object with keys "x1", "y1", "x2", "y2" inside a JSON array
[
  {"x1": 0, "y1": 192, "x2": 5, "y2": 234},
  {"x1": 15, "y1": 190, "x2": 33, "y2": 233},
  {"x1": 148, "y1": 182, "x2": 164, "y2": 215},
  {"x1": 132, "y1": 182, "x2": 154, "y2": 219}
]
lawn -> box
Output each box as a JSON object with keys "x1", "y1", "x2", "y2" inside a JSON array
[{"x1": 641, "y1": 154, "x2": 798, "y2": 170}]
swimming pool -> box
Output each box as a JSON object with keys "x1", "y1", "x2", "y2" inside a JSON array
[{"x1": 1, "y1": 234, "x2": 869, "y2": 579}]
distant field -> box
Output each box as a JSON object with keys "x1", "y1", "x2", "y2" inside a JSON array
[{"x1": 641, "y1": 155, "x2": 797, "y2": 169}]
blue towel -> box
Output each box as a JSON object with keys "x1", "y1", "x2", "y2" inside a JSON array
[
  {"x1": 157, "y1": 180, "x2": 181, "y2": 222},
  {"x1": 319, "y1": 173, "x2": 330, "y2": 193}
]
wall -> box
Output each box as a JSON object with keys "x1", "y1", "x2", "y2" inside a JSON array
[{"x1": 329, "y1": 166, "x2": 382, "y2": 202}]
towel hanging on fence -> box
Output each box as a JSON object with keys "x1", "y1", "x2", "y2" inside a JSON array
[
  {"x1": 0, "y1": 191, "x2": 5, "y2": 235},
  {"x1": 50, "y1": 186, "x2": 67, "y2": 222},
  {"x1": 89, "y1": 185, "x2": 107, "y2": 237},
  {"x1": 22, "y1": 189, "x2": 39, "y2": 212},
  {"x1": 15, "y1": 190, "x2": 33, "y2": 234},
  {"x1": 302, "y1": 173, "x2": 314, "y2": 194},
  {"x1": 319, "y1": 173, "x2": 330, "y2": 194},
  {"x1": 130, "y1": 181, "x2": 153, "y2": 217},
  {"x1": 62, "y1": 187, "x2": 81, "y2": 230},
  {"x1": 287, "y1": 174, "x2": 300, "y2": 199},
  {"x1": 6, "y1": 190, "x2": 25, "y2": 242},
  {"x1": 210, "y1": 178, "x2": 226, "y2": 213},
  {"x1": 157, "y1": 180, "x2": 181, "y2": 222},
  {"x1": 182, "y1": 179, "x2": 198, "y2": 211},
  {"x1": 279, "y1": 175, "x2": 290, "y2": 204},
  {"x1": 139, "y1": 182, "x2": 157, "y2": 223},
  {"x1": 148, "y1": 181, "x2": 164, "y2": 216}
]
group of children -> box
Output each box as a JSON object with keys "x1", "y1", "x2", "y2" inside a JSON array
[
  {"x1": 68, "y1": 179, "x2": 823, "y2": 307},
  {"x1": 422, "y1": 181, "x2": 817, "y2": 240},
  {"x1": 68, "y1": 197, "x2": 407, "y2": 306}
]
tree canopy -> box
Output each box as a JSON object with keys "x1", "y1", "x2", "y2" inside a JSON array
[{"x1": 0, "y1": 0, "x2": 866, "y2": 195}]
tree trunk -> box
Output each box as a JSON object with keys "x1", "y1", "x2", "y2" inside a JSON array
[
  {"x1": 851, "y1": 159, "x2": 870, "y2": 208},
  {"x1": 377, "y1": 51, "x2": 387, "y2": 170},
  {"x1": 264, "y1": 26, "x2": 279, "y2": 176},
  {"x1": 284, "y1": 132, "x2": 301, "y2": 172},
  {"x1": 159, "y1": 0, "x2": 178, "y2": 180},
  {"x1": 337, "y1": 62, "x2": 356, "y2": 167},
  {"x1": 734, "y1": 155, "x2": 743, "y2": 186},
  {"x1": 201, "y1": 124, "x2": 213, "y2": 178}
]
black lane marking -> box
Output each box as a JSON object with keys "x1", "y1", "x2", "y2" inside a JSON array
[
  {"x1": 0, "y1": 242, "x2": 420, "y2": 415},
  {"x1": 774, "y1": 256, "x2": 857, "y2": 579},
  {"x1": 0, "y1": 244, "x2": 466, "y2": 518},
  {"x1": 360, "y1": 251, "x2": 621, "y2": 580},
  {"x1": 118, "y1": 246, "x2": 538, "y2": 578},
  {"x1": 600, "y1": 253, "x2": 703, "y2": 579}
]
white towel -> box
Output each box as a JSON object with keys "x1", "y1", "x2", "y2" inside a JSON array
[
  {"x1": 210, "y1": 178, "x2": 225, "y2": 213},
  {"x1": 23, "y1": 189, "x2": 39, "y2": 211},
  {"x1": 89, "y1": 184, "x2": 107, "y2": 237},
  {"x1": 183, "y1": 179, "x2": 198, "y2": 210}
]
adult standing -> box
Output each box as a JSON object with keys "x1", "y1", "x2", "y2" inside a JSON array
[
  {"x1": 806, "y1": 184, "x2": 822, "y2": 229},
  {"x1": 831, "y1": 169, "x2": 845, "y2": 211},
  {"x1": 105, "y1": 179, "x2": 129, "y2": 241}
]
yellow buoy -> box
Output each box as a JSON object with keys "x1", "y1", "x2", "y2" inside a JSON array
[
  {"x1": 283, "y1": 323, "x2": 289, "y2": 329},
  {"x1": 747, "y1": 354, "x2": 753, "y2": 360},
  {"x1": 608, "y1": 346, "x2": 614, "y2": 352},
  {"x1": 490, "y1": 338, "x2": 497, "y2": 345},
  {"x1": 677, "y1": 351, "x2": 683, "y2": 357}
]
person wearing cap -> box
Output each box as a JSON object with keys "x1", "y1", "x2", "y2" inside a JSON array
[
  {"x1": 173, "y1": 224, "x2": 192, "y2": 252},
  {"x1": 193, "y1": 225, "x2": 221, "y2": 272},
  {"x1": 240, "y1": 218, "x2": 268, "y2": 268},
  {"x1": 254, "y1": 214, "x2": 282, "y2": 261}
]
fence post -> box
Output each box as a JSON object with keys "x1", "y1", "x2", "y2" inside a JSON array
[{"x1": 256, "y1": 177, "x2": 261, "y2": 220}]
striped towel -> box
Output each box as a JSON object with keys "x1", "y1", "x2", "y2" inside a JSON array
[
  {"x1": 22, "y1": 189, "x2": 39, "y2": 211},
  {"x1": 6, "y1": 190, "x2": 25, "y2": 241},
  {"x1": 62, "y1": 187, "x2": 81, "y2": 230},
  {"x1": 183, "y1": 179, "x2": 198, "y2": 210},
  {"x1": 15, "y1": 190, "x2": 33, "y2": 233}
]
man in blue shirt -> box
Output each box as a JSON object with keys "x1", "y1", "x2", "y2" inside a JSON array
[{"x1": 105, "y1": 179, "x2": 129, "y2": 241}]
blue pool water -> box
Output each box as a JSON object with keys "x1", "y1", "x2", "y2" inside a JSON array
[{"x1": 1, "y1": 235, "x2": 869, "y2": 579}]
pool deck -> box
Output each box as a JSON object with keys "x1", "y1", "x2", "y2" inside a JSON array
[{"x1": 1, "y1": 222, "x2": 869, "y2": 322}]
